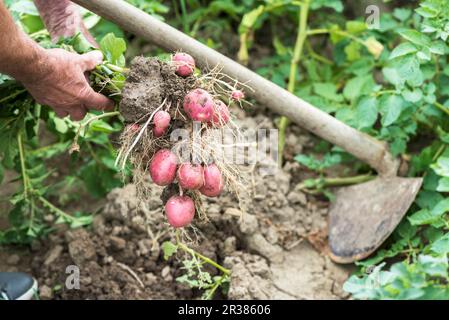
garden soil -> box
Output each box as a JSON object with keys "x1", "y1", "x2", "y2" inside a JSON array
[{"x1": 0, "y1": 109, "x2": 352, "y2": 299}]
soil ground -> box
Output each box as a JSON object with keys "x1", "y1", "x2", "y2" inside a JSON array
[{"x1": 0, "y1": 107, "x2": 353, "y2": 300}]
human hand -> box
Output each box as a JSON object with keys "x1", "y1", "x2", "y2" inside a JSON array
[
  {"x1": 34, "y1": 0, "x2": 97, "y2": 47},
  {"x1": 19, "y1": 49, "x2": 114, "y2": 120}
]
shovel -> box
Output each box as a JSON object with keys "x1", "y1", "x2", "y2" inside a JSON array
[{"x1": 72, "y1": 0, "x2": 423, "y2": 263}]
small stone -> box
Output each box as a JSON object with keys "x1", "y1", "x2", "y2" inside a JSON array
[
  {"x1": 161, "y1": 266, "x2": 170, "y2": 279},
  {"x1": 137, "y1": 239, "x2": 152, "y2": 256},
  {"x1": 247, "y1": 234, "x2": 283, "y2": 263},
  {"x1": 44, "y1": 245, "x2": 63, "y2": 266},
  {"x1": 239, "y1": 214, "x2": 258, "y2": 235},
  {"x1": 109, "y1": 236, "x2": 126, "y2": 251},
  {"x1": 145, "y1": 273, "x2": 157, "y2": 285},
  {"x1": 287, "y1": 190, "x2": 307, "y2": 206},
  {"x1": 225, "y1": 208, "x2": 243, "y2": 218},
  {"x1": 6, "y1": 254, "x2": 20, "y2": 265},
  {"x1": 265, "y1": 226, "x2": 279, "y2": 245},
  {"x1": 112, "y1": 226, "x2": 123, "y2": 236},
  {"x1": 223, "y1": 237, "x2": 237, "y2": 255},
  {"x1": 39, "y1": 285, "x2": 53, "y2": 300}
]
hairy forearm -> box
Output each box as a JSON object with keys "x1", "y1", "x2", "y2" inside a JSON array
[
  {"x1": 33, "y1": 0, "x2": 96, "y2": 45},
  {"x1": 0, "y1": 1, "x2": 46, "y2": 82},
  {"x1": 34, "y1": 0, "x2": 77, "y2": 39}
]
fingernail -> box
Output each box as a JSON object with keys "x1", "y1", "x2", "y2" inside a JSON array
[{"x1": 90, "y1": 50, "x2": 104, "y2": 64}]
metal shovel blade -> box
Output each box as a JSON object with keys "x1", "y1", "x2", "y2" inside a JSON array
[{"x1": 328, "y1": 177, "x2": 423, "y2": 264}]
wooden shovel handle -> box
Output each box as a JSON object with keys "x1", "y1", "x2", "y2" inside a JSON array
[{"x1": 72, "y1": 0, "x2": 398, "y2": 176}]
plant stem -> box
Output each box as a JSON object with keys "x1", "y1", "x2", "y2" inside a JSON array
[
  {"x1": 435, "y1": 102, "x2": 449, "y2": 117},
  {"x1": 71, "y1": 111, "x2": 120, "y2": 152},
  {"x1": 0, "y1": 89, "x2": 27, "y2": 104},
  {"x1": 307, "y1": 28, "x2": 367, "y2": 46},
  {"x1": 204, "y1": 274, "x2": 228, "y2": 300},
  {"x1": 278, "y1": 0, "x2": 310, "y2": 164},
  {"x1": 305, "y1": 40, "x2": 333, "y2": 65},
  {"x1": 105, "y1": 63, "x2": 129, "y2": 73},
  {"x1": 179, "y1": 0, "x2": 189, "y2": 34},
  {"x1": 38, "y1": 196, "x2": 74, "y2": 222},
  {"x1": 177, "y1": 241, "x2": 231, "y2": 275},
  {"x1": 17, "y1": 132, "x2": 29, "y2": 197}
]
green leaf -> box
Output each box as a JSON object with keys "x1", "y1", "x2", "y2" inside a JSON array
[
  {"x1": 53, "y1": 117, "x2": 68, "y2": 134},
  {"x1": 344, "y1": 41, "x2": 361, "y2": 61},
  {"x1": 356, "y1": 96, "x2": 378, "y2": 129},
  {"x1": 312, "y1": 82, "x2": 343, "y2": 102},
  {"x1": 415, "y1": 6, "x2": 438, "y2": 18},
  {"x1": 437, "y1": 177, "x2": 449, "y2": 192},
  {"x1": 390, "y1": 42, "x2": 418, "y2": 60},
  {"x1": 239, "y1": 5, "x2": 264, "y2": 33},
  {"x1": 393, "y1": 8, "x2": 412, "y2": 21},
  {"x1": 310, "y1": 0, "x2": 343, "y2": 12},
  {"x1": 398, "y1": 29, "x2": 431, "y2": 47},
  {"x1": 430, "y1": 41, "x2": 448, "y2": 55},
  {"x1": 402, "y1": 88, "x2": 423, "y2": 103},
  {"x1": 343, "y1": 75, "x2": 374, "y2": 101},
  {"x1": 99, "y1": 33, "x2": 126, "y2": 66},
  {"x1": 346, "y1": 21, "x2": 367, "y2": 34},
  {"x1": 431, "y1": 198, "x2": 449, "y2": 216},
  {"x1": 408, "y1": 209, "x2": 440, "y2": 226},
  {"x1": 418, "y1": 255, "x2": 448, "y2": 278},
  {"x1": 431, "y1": 156, "x2": 449, "y2": 177},
  {"x1": 162, "y1": 241, "x2": 178, "y2": 260},
  {"x1": 381, "y1": 95, "x2": 404, "y2": 126},
  {"x1": 430, "y1": 233, "x2": 449, "y2": 255}
]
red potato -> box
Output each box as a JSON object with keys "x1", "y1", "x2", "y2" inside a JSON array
[
  {"x1": 149, "y1": 149, "x2": 178, "y2": 186},
  {"x1": 153, "y1": 110, "x2": 171, "y2": 137},
  {"x1": 183, "y1": 89, "x2": 214, "y2": 122},
  {"x1": 172, "y1": 53, "x2": 195, "y2": 77},
  {"x1": 165, "y1": 195, "x2": 195, "y2": 228},
  {"x1": 199, "y1": 164, "x2": 223, "y2": 197},
  {"x1": 178, "y1": 163, "x2": 204, "y2": 190},
  {"x1": 231, "y1": 90, "x2": 245, "y2": 101},
  {"x1": 211, "y1": 100, "x2": 230, "y2": 126}
]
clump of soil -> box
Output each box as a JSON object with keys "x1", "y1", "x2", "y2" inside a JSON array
[{"x1": 119, "y1": 57, "x2": 195, "y2": 124}]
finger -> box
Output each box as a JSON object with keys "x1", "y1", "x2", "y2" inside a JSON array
[
  {"x1": 69, "y1": 106, "x2": 88, "y2": 121},
  {"x1": 79, "y1": 50, "x2": 103, "y2": 71},
  {"x1": 83, "y1": 89, "x2": 115, "y2": 111},
  {"x1": 54, "y1": 109, "x2": 69, "y2": 118}
]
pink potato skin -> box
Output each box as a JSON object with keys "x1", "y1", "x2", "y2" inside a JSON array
[
  {"x1": 172, "y1": 53, "x2": 195, "y2": 77},
  {"x1": 231, "y1": 90, "x2": 245, "y2": 101},
  {"x1": 183, "y1": 89, "x2": 214, "y2": 122},
  {"x1": 211, "y1": 100, "x2": 230, "y2": 126},
  {"x1": 153, "y1": 110, "x2": 171, "y2": 137},
  {"x1": 199, "y1": 164, "x2": 223, "y2": 197},
  {"x1": 165, "y1": 195, "x2": 195, "y2": 228},
  {"x1": 178, "y1": 163, "x2": 204, "y2": 190},
  {"x1": 149, "y1": 149, "x2": 178, "y2": 186}
]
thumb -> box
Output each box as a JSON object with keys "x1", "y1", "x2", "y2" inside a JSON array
[{"x1": 79, "y1": 50, "x2": 104, "y2": 71}]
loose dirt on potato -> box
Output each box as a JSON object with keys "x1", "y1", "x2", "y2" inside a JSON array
[
  {"x1": 119, "y1": 56, "x2": 196, "y2": 124},
  {"x1": 0, "y1": 110, "x2": 352, "y2": 300}
]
